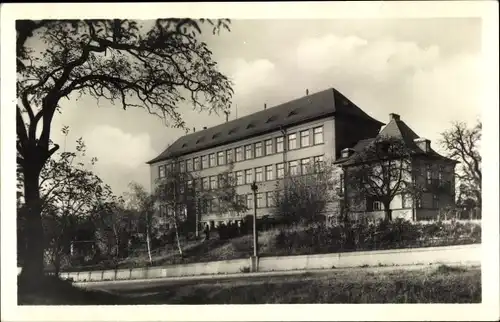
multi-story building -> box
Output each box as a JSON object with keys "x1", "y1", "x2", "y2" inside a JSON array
[
  {"x1": 147, "y1": 88, "x2": 457, "y2": 228},
  {"x1": 335, "y1": 113, "x2": 458, "y2": 222},
  {"x1": 147, "y1": 88, "x2": 384, "y2": 229}
]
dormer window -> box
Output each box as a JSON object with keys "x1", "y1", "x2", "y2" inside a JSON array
[
  {"x1": 196, "y1": 137, "x2": 205, "y2": 144},
  {"x1": 288, "y1": 109, "x2": 299, "y2": 117},
  {"x1": 182, "y1": 143, "x2": 187, "y2": 148},
  {"x1": 212, "y1": 133, "x2": 221, "y2": 139},
  {"x1": 247, "y1": 123, "x2": 255, "y2": 129},
  {"x1": 266, "y1": 115, "x2": 277, "y2": 123},
  {"x1": 229, "y1": 127, "x2": 238, "y2": 135}
]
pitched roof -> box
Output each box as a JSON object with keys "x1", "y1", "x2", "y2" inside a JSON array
[
  {"x1": 336, "y1": 115, "x2": 457, "y2": 165},
  {"x1": 147, "y1": 88, "x2": 384, "y2": 164}
]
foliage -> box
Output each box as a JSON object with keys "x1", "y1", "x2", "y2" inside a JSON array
[
  {"x1": 440, "y1": 121, "x2": 482, "y2": 209},
  {"x1": 273, "y1": 219, "x2": 481, "y2": 256},
  {"x1": 16, "y1": 18, "x2": 233, "y2": 282},
  {"x1": 342, "y1": 136, "x2": 424, "y2": 221},
  {"x1": 272, "y1": 158, "x2": 339, "y2": 225},
  {"x1": 17, "y1": 128, "x2": 119, "y2": 273}
]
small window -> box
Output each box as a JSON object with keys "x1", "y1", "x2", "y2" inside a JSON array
[
  {"x1": 182, "y1": 143, "x2": 188, "y2": 148},
  {"x1": 229, "y1": 128, "x2": 238, "y2": 135},
  {"x1": 266, "y1": 116, "x2": 277, "y2": 123},
  {"x1": 247, "y1": 123, "x2": 255, "y2": 129},
  {"x1": 288, "y1": 109, "x2": 299, "y2": 117},
  {"x1": 196, "y1": 137, "x2": 205, "y2": 144},
  {"x1": 212, "y1": 133, "x2": 221, "y2": 139},
  {"x1": 373, "y1": 201, "x2": 383, "y2": 211}
]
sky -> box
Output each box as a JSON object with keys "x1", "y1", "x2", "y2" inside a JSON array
[{"x1": 48, "y1": 18, "x2": 482, "y2": 197}]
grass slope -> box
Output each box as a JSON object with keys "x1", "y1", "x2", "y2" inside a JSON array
[{"x1": 20, "y1": 265, "x2": 481, "y2": 305}]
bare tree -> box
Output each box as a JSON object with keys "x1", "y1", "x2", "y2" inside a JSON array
[
  {"x1": 124, "y1": 182, "x2": 157, "y2": 264},
  {"x1": 154, "y1": 161, "x2": 198, "y2": 257},
  {"x1": 342, "y1": 136, "x2": 422, "y2": 221},
  {"x1": 16, "y1": 19, "x2": 233, "y2": 283},
  {"x1": 273, "y1": 158, "x2": 339, "y2": 225},
  {"x1": 440, "y1": 121, "x2": 482, "y2": 210},
  {"x1": 214, "y1": 162, "x2": 249, "y2": 219}
]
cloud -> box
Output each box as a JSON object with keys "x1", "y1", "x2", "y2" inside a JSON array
[
  {"x1": 228, "y1": 58, "x2": 279, "y2": 97},
  {"x1": 84, "y1": 125, "x2": 157, "y2": 169},
  {"x1": 292, "y1": 33, "x2": 441, "y2": 84}
]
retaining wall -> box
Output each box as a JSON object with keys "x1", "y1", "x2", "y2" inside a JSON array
[{"x1": 55, "y1": 244, "x2": 479, "y2": 283}]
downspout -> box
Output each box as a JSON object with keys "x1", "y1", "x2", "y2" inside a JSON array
[{"x1": 280, "y1": 126, "x2": 288, "y2": 218}]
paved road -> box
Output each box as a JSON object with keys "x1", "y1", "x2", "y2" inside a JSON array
[{"x1": 76, "y1": 261, "x2": 480, "y2": 293}]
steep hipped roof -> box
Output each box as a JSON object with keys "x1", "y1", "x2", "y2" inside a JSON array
[
  {"x1": 147, "y1": 88, "x2": 384, "y2": 164},
  {"x1": 336, "y1": 114, "x2": 457, "y2": 165}
]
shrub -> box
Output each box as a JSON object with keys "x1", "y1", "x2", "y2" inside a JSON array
[{"x1": 272, "y1": 219, "x2": 481, "y2": 255}]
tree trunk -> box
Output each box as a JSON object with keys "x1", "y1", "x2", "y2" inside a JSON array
[
  {"x1": 173, "y1": 219, "x2": 183, "y2": 258},
  {"x1": 19, "y1": 168, "x2": 45, "y2": 288},
  {"x1": 146, "y1": 228, "x2": 153, "y2": 265},
  {"x1": 384, "y1": 206, "x2": 392, "y2": 221}
]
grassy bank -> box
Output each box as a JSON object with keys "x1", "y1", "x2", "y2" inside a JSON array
[
  {"x1": 116, "y1": 265, "x2": 482, "y2": 304},
  {"x1": 65, "y1": 220, "x2": 480, "y2": 272},
  {"x1": 20, "y1": 265, "x2": 481, "y2": 304}
]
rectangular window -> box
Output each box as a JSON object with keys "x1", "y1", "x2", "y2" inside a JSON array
[
  {"x1": 255, "y1": 142, "x2": 263, "y2": 158},
  {"x1": 276, "y1": 137, "x2": 284, "y2": 153},
  {"x1": 209, "y1": 153, "x2": 216, "y2": 167},
  {"x1": 289, "y1": 160, "x2": 299, "y2": 176},
  {"x1": 245, "y1": 169, "x2": 253, "y2": 184},
  {"x1": 416, "y1": 196, "x2": 422, "y2": 208},
  {"x1": 217, "y1": 151, "x2": 225, "y2": 166},
  {"x1": 202, "y1": 177, "x2": 209, "y2": 190},
  {"x1": 426, "y1": 164, "x2": 432, "y2": 185},
  {"x1": 210, "y1": 176, "x2": 217, "y2": 190},
  {"x1": 433, "y1": 194, "x2": 440, "y2": 209},
  {"x1": 179, "y1": 161, "x2": 185, "y2": 173},
  {"x1": 438, "y1": 165, "x2": 444, "y2": 185},
  {"x1": 255, "y1": 167, "x2": 263, "y2": 182},
  {"x1": 401, "y1": 193, "x2": 408, "y2": 208},
  {"x1": 300, "y1": 130, "x2": 310, "y2": 147},
  {"x1": 186, "y1": 159, "x2": 193, "y2": 172},
  {"x1": 257, "y1": 193, "x2": 264, "y2": 208},
  {"x1": 218, "y1": 174, "x2": 225, "y2": 188},
  {"x1": 373, "y1": 201, "x2": 383, "y2": 211},
  {"x1": 201, "y1": 155, "x2": 208, "y2": 169},
  {"x1": 236, "y1": 171, "x2": 243, "y2": 185},
  {"x1": 313, "y1": 126, "x2": 324, "y2": 145},
  {"x1": 159, "y1": 165, "x2": 165, "y2": 178},
  {"x1": 288, "y1": 133, "x2": 297, "y2": 150},
  {"x1": 246, "y1": 194, "x2": 253, "y2": 209},
  {"x1": 314, "y1": 155, "x2": 324, "y2": 171},
  {"x1": 245, "y1": 144, "x2": 253, "y2": 160},
  {"x1": 193, "y1": 157, "x2": 200, "y2": 171},
  {"x1": 300, "y1": 158, "x2": 310, "y2": 175},
  {"x1": 265, "y1": 165, "x2": 273, "y2": 181},
  {"x1": 226, "y1": 149, "x2": 233, "y2": 163},
  {"x1": 235, "y1": 147, "x2": 243, "y2": 162},
  {"x1": 266, "y1": 192, "x2": 274, "y2": 207},
  {"x1": 276, "y1": 163, "x2": 285, "y2": 179},
  {"x1": 265, "y1": 139, "x2": 273, "y2": 155},
  {"x1": 210, "y1": 198, "x2": 218, "y2": 212}
]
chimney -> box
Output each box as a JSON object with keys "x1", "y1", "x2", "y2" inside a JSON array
[
  {"x1": 306, "y1": 89, "x2": 309, "y2": 96},
  {"x1": 341, "y1": 148, "x2": 355, "y2": 158},
  {"x1": 264, "y1": 103, "x2": 267, "y2": 110},
  {"x1": 389, "y1": 113, "x2": 400, "y2": 121},
  {"x1": 224, "y1": 111, "x2": 230, "y2": 122},
  {"x1": 414, "y1": 138, "x2": 431, "y2": 153},
  {"x1": 193, "y1": 127, "x2": 196, "y2": 132},
  {"x1": 203, "y1": 126, "x2": 207, "y2": 130}
]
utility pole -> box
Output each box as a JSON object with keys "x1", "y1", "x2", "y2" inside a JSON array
[{"x1": 250, "y1": 181, "x2": 259, "y2": 257}]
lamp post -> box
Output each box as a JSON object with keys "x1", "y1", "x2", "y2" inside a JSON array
[{"x1": 250, "y1": 181, "x2": 259, "y2": 258}]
